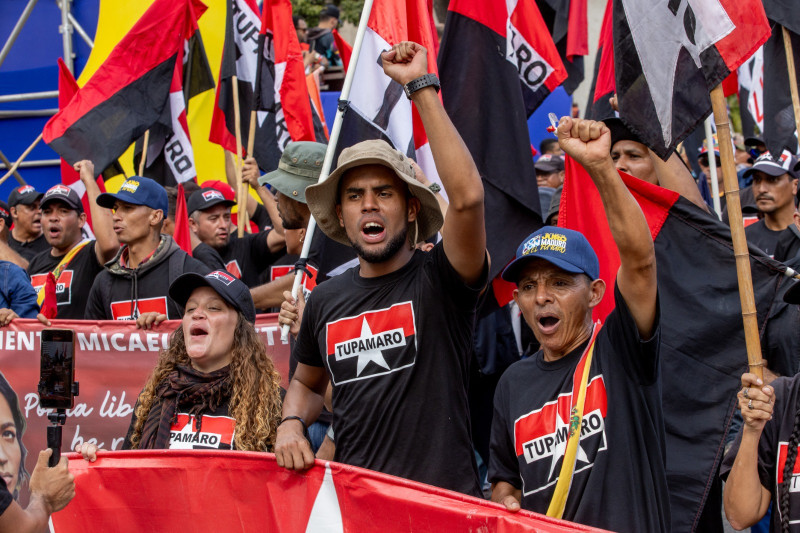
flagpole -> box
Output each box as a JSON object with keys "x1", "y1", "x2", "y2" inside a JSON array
[
  {"x1": 243, "y1": 111, "x2": 257, "y2": 234},
  {"x1": 703, "y1": 117, "x2": 721, "y2": 217},
  {"x1": 0, "y1": 132, "x2": 42, "y2": 186},
  {"x1": 710, "y1": 85, "x2": 763, "y2": 380},
  {"x1": 232, "y1": 75, "x2": 246, "y2": 237},
  {"x1": 280, "y1": 0, "x2": 376, "y2": 342},
  {"x1": 782, "y1": 27, "x2": 800, "y2": 149},
  {"x1": 138, "y1": 130, "x2": 150, "y2": 176}
]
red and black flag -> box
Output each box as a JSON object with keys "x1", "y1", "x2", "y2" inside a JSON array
[
  {"x1": 56, "y1": 59, "x2": 108, "y2": 234},
  {"x1": 612, "y1": 0, "x2": 770, "y2": 158},
  {"x1": 761, "y1": 2, "x2": 800, "y2": 158},
  {"x1": 43, "y1": 0, "x2": 207, "y2": 174},
  {"x1": 737, "y1": 46, "x2": 764, "y2": 140},
  {"x1": 535, "y1": 0, "x2": 586, "y2": 94},
  {"x1": 559, "y1": 158, "x2": 789, "y2": 532},
  {"x1": 334, "y1": 0, "x2": 442, "y2": 185},
  {"x1": 134, "y1": 30, "x2": 215, "y2": 185},
  {"x1": 583, "y1": 0, "x2": 614, "y2": 121},
  {"x1": 439, "y1": 0, "x2": 564, "y2": 287}
]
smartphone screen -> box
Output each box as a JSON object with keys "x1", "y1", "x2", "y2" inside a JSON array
[{"x1": 38, "y1": 329, "x2": 75, "y2": 409}]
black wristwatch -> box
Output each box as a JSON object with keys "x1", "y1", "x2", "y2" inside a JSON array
[{"x1": 403, "y1": 73, "x2": 440, "y2": 100}]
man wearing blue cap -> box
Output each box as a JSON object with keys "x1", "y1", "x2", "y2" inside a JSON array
[
  {"x1": 85, "y1": 175, "x2": 209, "y2": 320},
  {"x1": 489, "y1": 117, "x2": 669, "y2": 532}
]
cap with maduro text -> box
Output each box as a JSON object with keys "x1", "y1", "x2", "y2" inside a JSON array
[
  {"x1": 96, "y1": 176, "x2": 169, "y2": 215},
  {"x1": 502, "y1": 226, "x2": 599, "y2": 283},
  {"x1": 40, "y1": 184, "x2": 83, "y2": 212},
  {"x1": 8, "y1": 185, "x2": 43, "y2": 208},
  {"x1": 169, "y1": 270, "x2": 256, "y2": 324}
]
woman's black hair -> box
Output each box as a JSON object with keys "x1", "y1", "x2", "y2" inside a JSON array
[{"x1": 0, "y1": 372, "x2": 29, "y2": 499}]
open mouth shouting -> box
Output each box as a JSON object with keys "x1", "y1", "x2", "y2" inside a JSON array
[
  {"x1": 361, "y1": 220, "x2": 386, "y2": 244},
  {"x1": 536, "y1": 312, "x2": 561, "y2": 335}
]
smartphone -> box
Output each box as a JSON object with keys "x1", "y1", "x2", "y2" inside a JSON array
[{"x1": 38, "y1": 329, "x2": 76, "y2": 410}]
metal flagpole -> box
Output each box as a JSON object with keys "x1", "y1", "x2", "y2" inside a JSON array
[{"x1": 280, "y1": 0, "x2": 377, "y2": 342}]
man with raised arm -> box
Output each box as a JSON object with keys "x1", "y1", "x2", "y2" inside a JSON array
[
  {"x1": 488, "y1": 117, "x2": 670, "y2": 532},
  {"x1": 275, "y1": 41, "x2": 487, "y2": 496}
]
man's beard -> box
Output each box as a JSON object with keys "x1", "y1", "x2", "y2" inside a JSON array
[{"x1": 349, "y1": 225, "x2": 408, "y2": 264}]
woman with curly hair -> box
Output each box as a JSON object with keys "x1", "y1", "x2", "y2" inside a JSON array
[
  {"x1": 0, "y1": 372, "x2": 28, "y2": 499},
  {"x1": 78, "y1": 270, "x2": 282, "y2": 457}
]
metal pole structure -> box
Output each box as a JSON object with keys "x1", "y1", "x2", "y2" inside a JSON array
[
  {"x1": 704, "y1": 116, "x2": 721, "y2": 218},
  {"x1": 56, "y1": 1, "x2": 94, "y2": 48},
  {"x1": 0, "y1": 159, "x2": 59, "y2": 169},
  {"x1": 280, "y1": 0, "x2": 377, "y2": 342},
  {"x1": 60, "y1": 0, "x2": 74, "y2": 73},
  {"x1": 0, "y1": 91, "x2": 59, "y2": 104},
  {"x1": 0, "y1": 0, "x2": 40, "y2": 71},
  {"x1": 0, "y1": 109, "x2": 58, "y2": 119}
]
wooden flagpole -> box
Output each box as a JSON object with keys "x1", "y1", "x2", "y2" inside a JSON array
[
  {"x1": 243, "y1": 111, "x2": 257, "y2": 234},
  {"x1": 232, "y1": 75, "x2": 246, "y2": 237},
  {"x1": 710, "y1": 85, "x2": 763, "y2": 380},
  {"x1": 0, "y1": 132, "x2": 42, "y2": 186},
  {"x1": 783, "y1": 27, "x2": 800, "y2": 148},
  {"x1": 138, "y1": 130, "x2": 150, "y2": 176}
]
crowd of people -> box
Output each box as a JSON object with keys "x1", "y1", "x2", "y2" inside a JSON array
[{"x1": 2, "y1": 37, "x2": 800, "y2": 532}]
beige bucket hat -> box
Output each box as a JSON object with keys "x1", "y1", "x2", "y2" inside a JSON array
[{"x1": 305, "y1": 139, "x2": 444, "y2": 246}]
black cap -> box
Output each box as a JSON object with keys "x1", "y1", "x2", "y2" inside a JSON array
[
  {"x1": 169, "y1": 271, "x2": 256, "y2": 323},
  {"x1": 187, "y1": 188, "x2": 236, "y2": 215},
  {"x1": 0, "y1": 201, "x2": 11, "y2": 228},
  {"x1": 744, "y1": 136, "x2": 766, "y2": 148},
  {"x1": 320, "y1": 4, "x2": 340, "y2": 18},
  {"x1": 40, "y1": 184, "x2": 83, "y2": 212},
  {"x1": 8, "y1": 185, "x2": 43, "y2": 208},
  {"x1": 534, "y1": 154, "x2": 565, "y2": 174},
  {"x1": 603, "y1": 117, "x2": 643, "y2": 148}
]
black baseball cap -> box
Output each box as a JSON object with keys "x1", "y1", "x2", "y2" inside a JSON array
[
  {"x1": 603, "y1": 117, "x2": 643, "y2": 149},
  {"x1": 8, "y1": 185, "x2": 43, "y2": 208},
  {"x1": 169, "y1": 270, "x2": 256, "y2": 323},
  {"x1": 0, "y1": 201, "x2": 11, "y2": 228},
  {"x1": 40, "y1": 184, "x2": 84, "y2": 212},
  {"x1": 187, "y1": 188, "x2": 236, "y2": 215},
  {"x1": 534, "y1": 154, "x2": 565, "y2": 174},
  {"x1": 320, "y1": 4, "x2": 340, "y2": 18},
  {"x1": 743, "y1": 151, "x2": 799, "y2": 181}
]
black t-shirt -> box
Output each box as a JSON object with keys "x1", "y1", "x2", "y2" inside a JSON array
[
  {"x1": 489, "y1": 285, "x2": 670, "y2": 532},
  {"x1": 250, "y1": 203, "x2": 270, "y2": 231},
  {"x1": 0, "y1": 480, "x2": 11, "y2": 517},
  {"x1": 8, "y1": 233, "x2": 49, "y2": 261},
  {"x1": 747, "y1": 219, "x2": 784, "y2": 258},
  {"x1": 27, "y1": 241, "x2": 103, "y2": 319},
  {"x1": 217, "y1": 230, "x2": 282, "y2": 288},
  {"x1": 123, "y1": 395, "x2": 236, "y2": 450},
  {"x1": 192, "y1": 243, "x2": 226, "y2": 271},
  {"x1": 774, "y1": 225, "x2": 800, "y2": 263},
  {"x1": 721, "y1": 374, "x2": 800, "y2": 533},
  {"x1": 294, "y1": 244, "x2": 487, "y2": 496}
]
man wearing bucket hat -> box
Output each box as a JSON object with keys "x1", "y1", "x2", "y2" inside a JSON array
[
  {"x1": 275, "y1": 41, "x2": 488, "y2": 496},
  {"x1": 84, "y1": 175, "x2": 209, "y2": 321},
  {"x1": 743, "y1": 152, "x2": 799, "y2": 258},
  {"x1": 488, "y1": 117, "x2": 669, "y2": 532}
]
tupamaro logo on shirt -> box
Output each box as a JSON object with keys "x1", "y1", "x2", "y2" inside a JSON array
[
  {"x1": 110, "y1": 296, "x2": 168, "y2": 320},
  {"x1": 514, "y1": 375, "x2": 608, "y2": 496},
  {"x1": 169, "y1": 414, "x2": 235, "y2": 450},
  {"x1": 325, "y1": 301, "x2": 417, "y2": 385}
]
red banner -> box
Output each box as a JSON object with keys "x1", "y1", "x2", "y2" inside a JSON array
[
  {"x1": 0, "y1": 315, "x2": 289, "y2": 498},
  {"x1": 53, "y1": 451, "x2": 610, "y2": 532}
]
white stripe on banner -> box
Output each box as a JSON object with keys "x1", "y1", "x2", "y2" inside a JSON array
[{"x1": 165, "y1": 90, "x2": 196, "y2": 183}]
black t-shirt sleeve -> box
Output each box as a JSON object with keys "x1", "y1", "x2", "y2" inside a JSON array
[
  {"x1": 247, "y1": 230, "x2": 281, "y2": 266},
  {"x1": 488, "y1": 375, "x2": 522, "y2": 489},
  {"x1": 603, "y1": 282, "x2": 661, "y2": 385},
  {"x1": 293, "y1": 293, "x2": 324, "y2": 368},
  {"x1": 425, "y1": 243, "x2": 489, "y2": 311},
  {"x1": 0, "y1": 479, "x2": 12, "y2": 516},
  {"x1": 251, "y1": 203, "x2": 270, "y2": 231},
  {"x1": 182, "y1": 255, "x2": 212, "y2": 275},
  {"x1": 84, "y1": 272, "x2": 109, "y2": 320},
  {"x1": 192, "y1": 243, "x2": 226, "y2": 271}
]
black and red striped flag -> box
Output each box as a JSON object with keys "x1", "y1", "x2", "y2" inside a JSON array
[
  {"x1": 613, "y1": 0, "x2": 770, "y2": 158},
  {"x1": 43, "y1": 0, "x2": 206, "y2": 173},
  {"x1": 134, "y1": 30, "x2": 214, "y2": 186},
  {"x1": 535, "y1": 0, "x2": 586, "y2": 95},
  {"x1": 583, "y1": 0, "x2": 614, "y2": 121},
  {"x1": 560, "y1": 157, "x2": 788, "y2": 531},
  {"x1": 439, "y1": 0, "x2": 565, "y2": 290}
]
